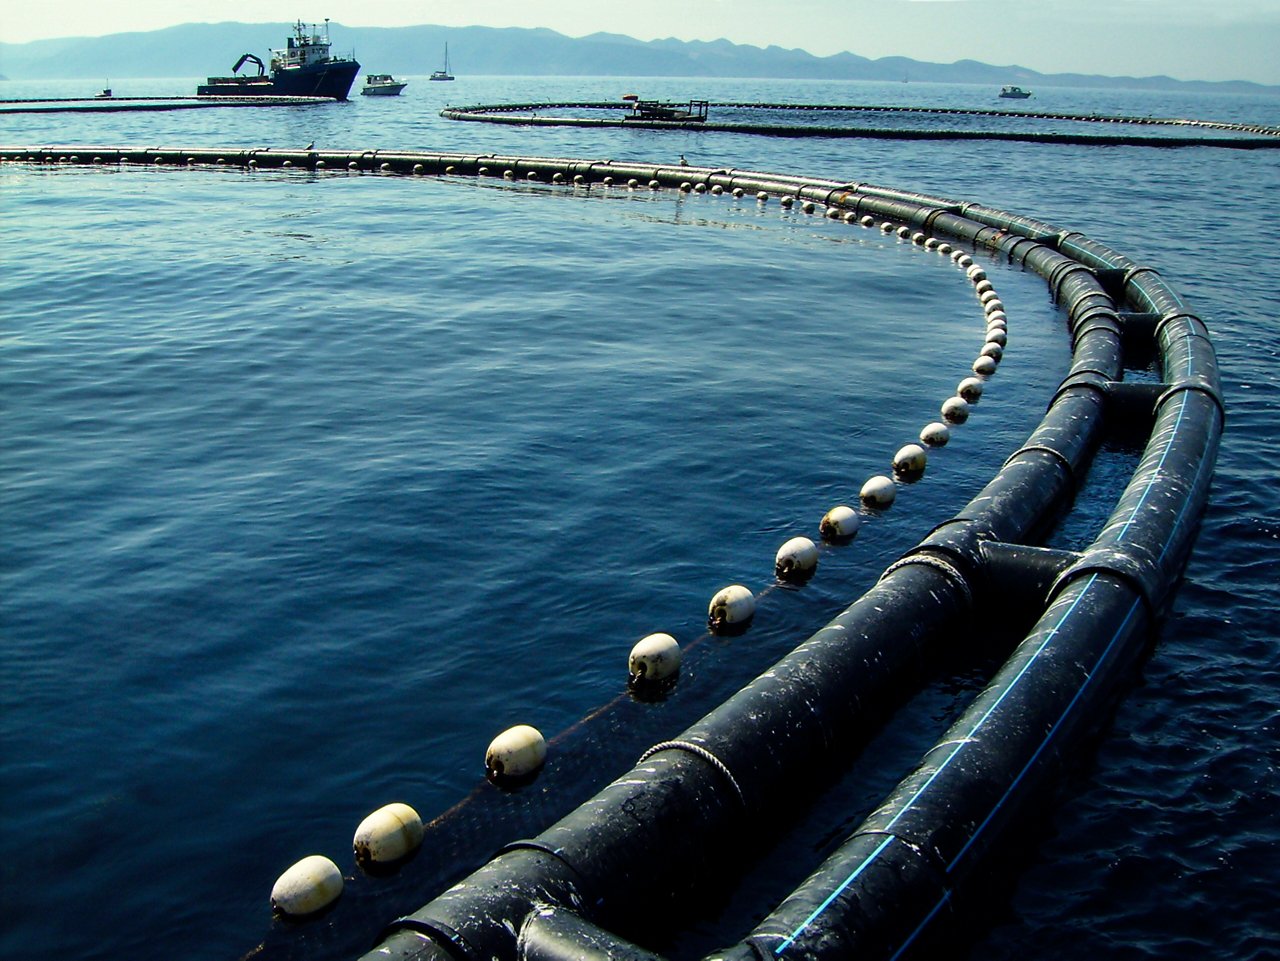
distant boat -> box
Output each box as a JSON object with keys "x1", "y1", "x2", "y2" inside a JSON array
[
  {"x1": 361, "y1": 74, "x2": 408, "y2": 96},
  {"x1": 999, "y1": 85, "x2": 1032, "y2": 99},
  {"x1": 197, "y1": 20, "x2": 360, "y2": 100},
  {"x1": 429, "y1": 44, "x2": 455, "y2": 81},
  {"x1": 429, "y1": 44, "x2": 454, "y2": 81}
]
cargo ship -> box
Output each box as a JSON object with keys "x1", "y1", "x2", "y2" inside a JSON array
[{"x1": 197, "y1": 20, "x2": 360, "y2": 100}]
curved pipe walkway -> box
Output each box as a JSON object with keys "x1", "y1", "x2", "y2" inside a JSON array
[
  {"x1": 1, "y1": 146, "x2": 1224, "y2": 961},
  {"x1": 441, "y1": 101, "x2": 1280, "y2": 148},
  {"x1": 0, "y1": 96, "x2": 335, "y2": 114}
]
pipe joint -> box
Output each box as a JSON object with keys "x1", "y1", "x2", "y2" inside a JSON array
[{"x1": 1048, "y1": 547, "x2": 1159, "y2": 620}]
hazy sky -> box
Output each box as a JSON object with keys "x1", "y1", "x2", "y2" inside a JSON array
[{"x1": 1, "y1": 0, "x2": 1277, "y2": 85}]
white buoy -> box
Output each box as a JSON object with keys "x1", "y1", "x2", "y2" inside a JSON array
[
  {"x1": 478, "y1": 166, "x2": 490, "y2": 175},
  {"x1": 445, "y1": 165, "x2": 456, "y2": 174},
  {"x1": 897, "y1": 225, "x2": 911, "y2": 239},
  {"x1": 893, "y1": 444, "x2": 928, "y2": 479},
  {"x1": 987, "y1": 328, "x2": 1008, "y2": 347},
  {"x1": 974, "y1": 279, "x2": 994, "y2": 295},
  {"x1": 951, "y1": 250, "x2": 966, "y2": 263},
  {"x1": 775, "y1": 536, "x2": 819, "y2": 583},
  {"x1": 860, "y1": 215, "x2": 875, "y2": 226},
  {"x1": 920, "y1": 422, "x2": 951, "y2": 447},
  {"x1": 911, "y1": 231, "x2": 926, "y2": 245},
  {"x1": 956, "y1": 253, "x2": 973, "y2": 268},
  {"x1": 819, "y1": 505, "x2": 861, "y2": 542},
  {"x1": 801, "y1": 200, "x2": 816, "y2": 214},
  {"x1": 826, "y1": 207, "x2": 841, "y2": 220},
  {"x1": 757, "y1": 191, "x2": 769, "y2": 202},
  {"x1": 694, "y1": 182, "x2": 707, "y2": 193},
  {"x1": 984, "y1": 299, "x2": 1005, "y2": 315},
  {"x1": 937, "y1": 242, "x2": 952, "y2": 255},
  {"x1": 353, "y1": 803, "x2": 424, "y2": 865},
  {"x1": 382, "y1": 162, "x2": 393, "y2": 172},
  {"x1": 708, "y1": 584, "x2": 756, "y2": 632},
  {"x1": 860, "y1": 475, "x2": 897, "y2": 509},
  {"x1": 925, "y1": 237, "x2": 939, "y2": 250},
  {"x1": 973, "y1": 355, "x2": 998, "y2": 376},
  {"x1": 966, "y1": 265, "x2": 987, "y2": 282},
  {"x1": 942, "y1": 396, "x2": 971, "y2": 424},
  {"x1": 680, "y1": 181, "x2": 693, "y2": 192},
  {"x1": 602, "y1": 176, "x2": 614, "y2": 186},
  {"x1": 958, "y1": 376, "x2": 985, "y2": 402},
  {"x1": 732, "y1": 186, "x2": 744, "y2": 197},
  {"x1": 844, "y1": 211, "x2": 858, "y2": 223},
  {"x1": 551, "y1": 171, "x2": 564, "y2": 182},
  {"x1": 981, "y1": 342, "x2": 1004, "y2": 361},
  {"x1": 628, "y1": 633, "x2": 682, "y2": 685},
  {"x1": 711, "y1": 184, "x2": 724, "y2": 194},
  {"x1": 980, "y1": 290, "x2": 1001, "y2": 306},
  {"x1": 271, "y1": 855, "x2": 343, "y2": 917},
  {"x1": 315, "y1": 160, "x2": 326, "y2": 169},
  {"x1": 485, "y1": 725, "x2": 547, "y2": 780},
  {"x1": 881, "y1": 221, "x2": 895, "y2": 232},
  {"x1": 652, "y1": 180, "x2": 664, "y2": 190},
  {"x1": 781, "y1": 195, "x2": 795, "y2": 208}
]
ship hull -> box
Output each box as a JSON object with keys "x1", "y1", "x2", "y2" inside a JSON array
[{"x1": 198, "y1": 59, "x2": 360, "y2": 100}]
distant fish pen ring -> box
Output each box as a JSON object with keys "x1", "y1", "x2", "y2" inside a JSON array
[
  {"x1": 441, "y1": 100, "x2": 1280, "y2": 147},
  {"x1": 0, "y1": 145, "x2": 1224, "y2": 961}
]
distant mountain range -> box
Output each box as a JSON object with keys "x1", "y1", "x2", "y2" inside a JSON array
[{"x1": 1, "y1": 22, "x2": 1275, "y2": 94}]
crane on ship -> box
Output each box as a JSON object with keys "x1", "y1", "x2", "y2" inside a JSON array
[{"x1": 231, "y1": 53, "x2": 266, "y2": 77}]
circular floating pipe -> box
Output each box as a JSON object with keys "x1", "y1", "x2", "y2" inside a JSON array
[
  {"x1": 3, "y1": 148, "x2": 1221, "y2": 961},
  {"x1": 346, "y1": 155, "x2": 1216, "y2": 961},
  {"x1": 431, "y1": 100, "x2": 1280, "y2": 148}
]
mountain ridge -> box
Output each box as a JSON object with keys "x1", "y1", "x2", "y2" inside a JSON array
[{"x1": 0, "y1": 21, "x2": 1275, "y2": 94}]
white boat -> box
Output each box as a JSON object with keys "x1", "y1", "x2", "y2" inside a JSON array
[
  {"x1": 430, "y1": 44, "x2": 455, "y2": 81},
  {"x1": 361, "y1": 74, "x2": 408, "y2": 96},
  {"x1": 999, "y1": 85, "x2": 1032, "y2": 99}
]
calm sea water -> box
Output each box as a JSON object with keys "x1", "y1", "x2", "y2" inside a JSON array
[{"x1": 2, "y1": 76, "x2": 1278, "y2": 961}]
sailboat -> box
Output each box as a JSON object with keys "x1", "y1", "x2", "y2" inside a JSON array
[{"x1": 429, "y1": 44, "x2": 455, "y2": 81}]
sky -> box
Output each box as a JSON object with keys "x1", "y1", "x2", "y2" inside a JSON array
[{"x1": 1, "y1": 0, "x2": 1277, "y2": 86}]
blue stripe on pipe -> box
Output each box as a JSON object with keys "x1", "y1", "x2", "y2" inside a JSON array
[{"x1": 773, "y1": 834, "x2": 896, "y2": 955}]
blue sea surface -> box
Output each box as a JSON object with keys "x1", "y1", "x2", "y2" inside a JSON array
[{"x1": 2, "y1": 76, "x2": 1278, "y2": 961}]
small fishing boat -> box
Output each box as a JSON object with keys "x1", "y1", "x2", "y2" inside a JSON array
[
  {"x1": 624, "y1": 99, "x2": 709, "y2": 122},
  {"x1": 429, "y1": 44, "x2": 455, "y2": 81},
  {"x1": 999, "y1": 85, "x2": 1032, "y2": 99},
  {"x1": 361, "y1": 74, "x2": 408, "y2": 96}
]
